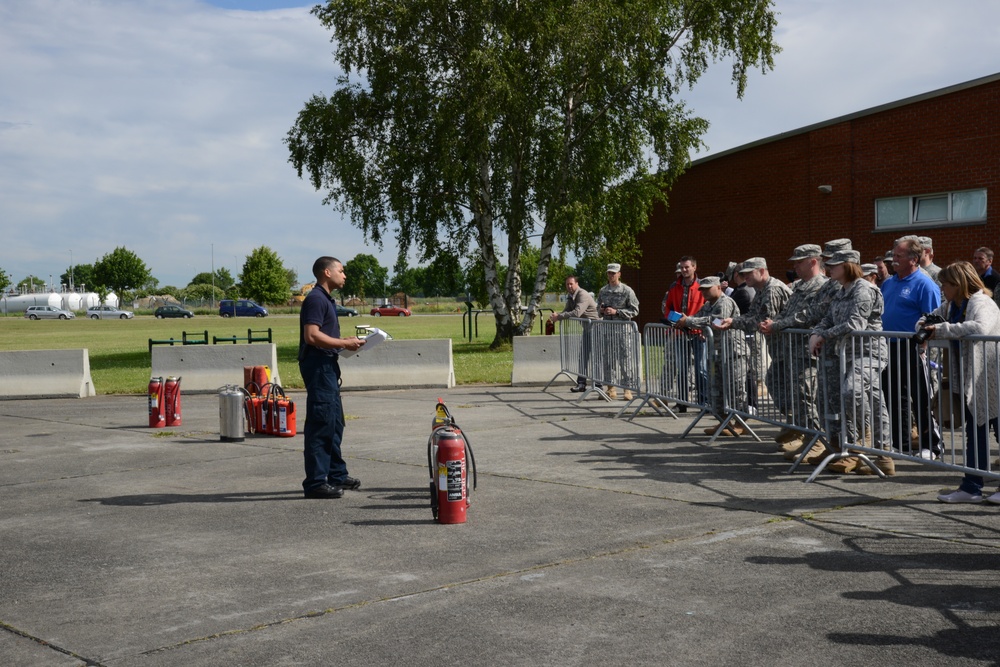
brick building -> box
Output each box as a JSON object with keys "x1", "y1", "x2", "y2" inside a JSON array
[{"x1": 628, "y1": 72, "x2": 1000, "y2": 329}]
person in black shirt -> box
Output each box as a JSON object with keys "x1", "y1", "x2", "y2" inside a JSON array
[{"x1": 298, "y1": 256, "x2": 366, "y2": 499}]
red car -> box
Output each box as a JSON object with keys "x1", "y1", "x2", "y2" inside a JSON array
[{"x1": 370, "y1": 305, "x2": 411, "y2": 317}]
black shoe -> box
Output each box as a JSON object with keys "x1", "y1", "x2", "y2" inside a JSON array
[
  {"x1": 570, "y1": 385, "x2": 586, "y2": 393},
  {"x1": 335, "y1": 476, "x2": 361, "y2": 491},
  {"x1": 674, "y1": 404, "x2": 688, "y2": 413},
  {"x1": 304, "y1": 484, "x2": 343, "y2": 499}
]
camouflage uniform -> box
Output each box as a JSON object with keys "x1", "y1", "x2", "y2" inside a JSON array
[
  {"x1": 596, "y1": 282, "x2": 640, "y2": 391},
  {"x1": 731, "y1": 276, "x2": 792, "y2": 413},
  {"x1": 812, "y1": 279, "x2": 891, "y2": 449},
  {"x1": 687, "y1": 295, "x2": 747, "y2": 420},
  {"x1": 768, "y1": 274, "x2": 831, "y2": 431}
]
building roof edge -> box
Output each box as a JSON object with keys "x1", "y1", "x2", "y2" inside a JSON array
[{"x1": 689, "y1": 71, "x2": 1000, "y2": 167}]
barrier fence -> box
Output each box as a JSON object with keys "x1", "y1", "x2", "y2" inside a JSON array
[{"x1": 548, "y1": 319, "x2": 1000, "y2": 485}]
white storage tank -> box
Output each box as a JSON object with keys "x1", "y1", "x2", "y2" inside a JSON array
[{"x1": 0, "y1": 292, "x2": 63, "y2": 314}]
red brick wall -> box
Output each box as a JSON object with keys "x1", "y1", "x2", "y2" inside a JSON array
[{"x1": 628, "y1": 78, "x2": 1000, "y2": 329}]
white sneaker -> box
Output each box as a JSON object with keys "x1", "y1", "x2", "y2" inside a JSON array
[
  {"x1": 985, "y1": 491, "x2": 1000, "y2": 505},
  {"x1": 937, "y1": 489, "x2": 983, "y2": 504},
  {"x1": 918, "y1": 449, "x2": 934, "y2": 460}
]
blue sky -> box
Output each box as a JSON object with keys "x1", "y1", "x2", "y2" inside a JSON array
[{"x1": 2, "y1": 0, "x2": 999, "y2": 290}]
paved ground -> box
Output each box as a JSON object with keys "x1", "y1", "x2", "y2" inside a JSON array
[{"x1": 2, "y1": 385, "x2": 1000, "y2": 666}]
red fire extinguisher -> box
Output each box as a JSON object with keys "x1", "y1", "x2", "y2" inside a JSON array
[
  {"x1": 164, "y1": 376, "x2": 182, "y2": 427},
  {"x1": 148, "y1": 376, "x2": 165, "y2": 428},
  {"x1": 266, "y1": 384, "x2": 297, "y2": 437},
  {"x1": 427, "y1": 399, "x2": 477, "y2": 524}
]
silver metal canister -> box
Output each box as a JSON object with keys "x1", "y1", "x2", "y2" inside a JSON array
[{"x1": 219, "y1": 385, "x2": 245, "y2": 442}]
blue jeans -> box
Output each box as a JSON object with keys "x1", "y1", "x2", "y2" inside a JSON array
[
  {"x1": 960, "y1": 404, "x2": 992, "y2": 495},
  {"x1": 299, "y1": 350, "x2": 348, "y2": 491}
]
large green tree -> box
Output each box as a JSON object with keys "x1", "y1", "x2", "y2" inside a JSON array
[
  {"x1": 93, "y1": 247, "x2": 152, "y2": 298},
  {"x1": 0, "y1": 267, "x2": 10, "y2": 293},
  {"x1": 239, "y1": 246, "x2": 292, "y2": 304},
  {"x1": 343, "y1": 253, "x2": 388, "y2": 300},
  {"x1": 288, "y1": 0, "x2": 778, "y2": 346}
]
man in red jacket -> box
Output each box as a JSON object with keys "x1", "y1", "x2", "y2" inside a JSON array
[{"x1": 662, "y1": 256, "x2": 707, "y2": 409}]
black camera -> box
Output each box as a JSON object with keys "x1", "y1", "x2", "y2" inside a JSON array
[{"x1": 912, "y1": 313, "x2": 945, "y2": 344}]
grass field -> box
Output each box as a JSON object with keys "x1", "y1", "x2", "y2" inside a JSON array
[{"x1": 0, "y1": 312, "x2": 536, "y2": 394}]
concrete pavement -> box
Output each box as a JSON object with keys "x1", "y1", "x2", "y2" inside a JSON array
[{"x1": 2, "y1": 386, "x2": 999, "y2": 666}]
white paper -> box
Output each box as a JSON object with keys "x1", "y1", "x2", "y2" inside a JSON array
[{"x1": 340, "y1": 326, "x2": 389, "y2": 358}]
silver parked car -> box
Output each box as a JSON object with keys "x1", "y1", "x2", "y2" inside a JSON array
[
  {"x1": 87, "y1": 305, "x2": 134, "y2": 320},
  {"x1": 24, "y1": 305, "x2": 76, "y2": 320}
]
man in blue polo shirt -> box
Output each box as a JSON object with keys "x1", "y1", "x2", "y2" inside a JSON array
[
  {"x1": 881, "y1": 237, "x2": 942, "y2": 458},
  {"x1": 298, "y1": 256, "x2": 366, "y2": 499}
]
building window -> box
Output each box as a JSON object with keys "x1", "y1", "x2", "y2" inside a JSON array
[{"x1": 875, "y1": 188, "x2": 987, "y2": 228}]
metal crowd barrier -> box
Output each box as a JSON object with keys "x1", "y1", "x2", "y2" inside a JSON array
[
  {"x1": 545, "y1": 317, "x2": 592, "y2": 391},
  {"x1": 545, "y1": 318, "x2": 643, "y2": 415},
  {"x1": 548, "y1": 316, "x2": 1000, "y2": 486},
  {"x1": 635, "y1": 323, "x2": 714, "y2": 423},
  {"x1": 820, "y1": 330, "x2": 1000, "y2": 484}
]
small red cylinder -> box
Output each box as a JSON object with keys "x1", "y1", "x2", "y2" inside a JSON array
[
  {"x1": 435, "y1": 428, "x2": 468, "y2": 524},
  {"x1": 148, "y1": 377, "x2": 165, "y2": 428},
  {"x1": 164, "y1": 376, "x2": 182, "y2": 427}
]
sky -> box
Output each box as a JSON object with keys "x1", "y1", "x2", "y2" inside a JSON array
[{"x1": 2, "y1": 0, "x2": 999, "y2": 290}]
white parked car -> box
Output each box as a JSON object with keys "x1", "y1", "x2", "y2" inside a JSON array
[
  {"x1": 24, "y1": 305, "x2": 75, "y2": 320},
  {"x1": 87, "y1": 305, "x2": 134, "y2": 320}
]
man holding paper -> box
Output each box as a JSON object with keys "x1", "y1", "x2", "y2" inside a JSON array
[{"x1": 298, "y1": 256, "x2": 367, "y2": 500}]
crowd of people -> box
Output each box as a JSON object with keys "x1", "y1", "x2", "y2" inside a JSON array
[{"x1": 552, "y1": 237, "x2": 1000, "y2": 505}]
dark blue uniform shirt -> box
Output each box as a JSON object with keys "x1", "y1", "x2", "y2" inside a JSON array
[{"x1": 298, "y1": 285, "x2": 341, "y2": 360}]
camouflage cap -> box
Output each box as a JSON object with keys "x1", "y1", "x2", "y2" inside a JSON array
[
  {"x1": 606, "y1": 263, "x2": 621, "y2": 273},
  {"x1": 918, "y1": 236, "x2": 933, "y2": 249},
  {"x1": 821, "y1": 238, "x2": 853, "y2": 258},
  {"x1": 738, "y1": 257, "x2": 767, "y2": 272},
  {"x1": 861, "y1": 263, "x2": 878, "y2": 276},
  {"x1": 825, "y1": 249, "x2": 861, "y2": 266},
  {"x1": 788, "y1": 244, "x2": 822, "y2": 261},
  {"x1": 698, "y1": 275, "x2": 721, "y2": 288}
]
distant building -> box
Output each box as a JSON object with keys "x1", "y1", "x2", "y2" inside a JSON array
[{"x1": 628, "y1": 72, "x2": 1000, "y2": 327}]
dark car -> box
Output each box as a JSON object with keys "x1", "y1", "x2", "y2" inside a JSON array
[
  {"x1": 370, "y1": 304, "x2": 412, "y2": 317},
  {"x1": 336, "y1": 304, "x2": 358, "y2": 317},
  {"x1": 154, "y1": 305, "x2": 195, "y2": 319},
  {"x1": 219, "y1": 299, "x2": 268, "y2": 318}
]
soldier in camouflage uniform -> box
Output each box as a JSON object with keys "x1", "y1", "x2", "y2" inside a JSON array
[
  {"x1": 597, "y1": 263, "x2": 640, "y2": 400},
  {"x1": 718, "y1": 257, "x2": 792, "y2": 429},
  {"x1": 679, "y1": 276, "x2": 748, "y2": 435},
  {"x1": 760, "y1": 239, "x2": 850, "y2": 458},
  {"x1": 759, "y1": 244, "x2": 828, "y2": 442},
  {"x1": 809, "y1": 250, "x2": 894, "y2": 475}
]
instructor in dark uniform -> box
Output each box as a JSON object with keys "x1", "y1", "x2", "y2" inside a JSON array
[{"x1": 298, "y1": 256, "x2": 366, "y2": 499}]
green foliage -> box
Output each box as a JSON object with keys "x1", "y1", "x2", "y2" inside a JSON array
[
  {"x1": 0, "y1": 267, "x2": 10, "y2": 293},
  {"x1": 17, "y1": 275, "x2": 45, "y2": 291},
  {"x1": 93, "y1": 246, "x2": 152, "y2": 298},
  {"x1": 289, "y1": 0, "x2": 779, "y2": 346},
  {"x1": 60, "y1": 264, "x2": 95, "y2": 291},
  {"x1": 422, "y1": 253, "x2": 464, "y2": 297},
  {"x1": 239, "y1": 246, "x2": 292, "y2": 305},
  {"x1": 390, "y1": 260, "x2": 426, "y2": 297},
  {"x1": 188, "y1": 268, "x2": 235, "y2": 291},
  {"x1": 184, "y1": 283, "x2": 226, "y2": 302},
  {"x1": 343, "y1": 253, "x2": 388, "y2": 300}
]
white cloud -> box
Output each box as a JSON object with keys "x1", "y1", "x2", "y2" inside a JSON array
[
  {"x1": 1, "y1": 0, "x2": 998, "y2": 288},
  {"x1": 686, "y1": 0, "x2": 1000, "y2": 158}
]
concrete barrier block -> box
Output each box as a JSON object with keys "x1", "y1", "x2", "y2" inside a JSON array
[
  {"x1": 340, "y1": 339, "x2": 454, "y2": 390},
  {"x1": 511, "y1": 335, "x2": 566, "y2": 386},
  {"x1": 0, "y1": 349, "x2": 96, "y2": 399},
  {"x1": 152, "y1": 344, "x2": 282, "y2": 393}
]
